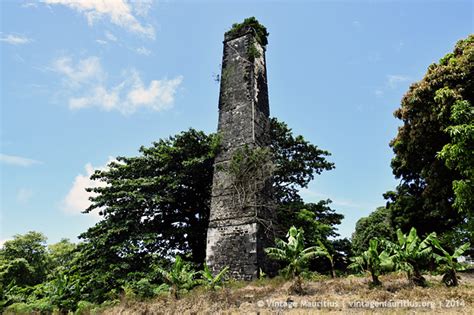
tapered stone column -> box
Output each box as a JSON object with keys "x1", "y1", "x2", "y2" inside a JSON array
[{"x1": 205, "y1": 22, "x2": 276, "y2": 280}]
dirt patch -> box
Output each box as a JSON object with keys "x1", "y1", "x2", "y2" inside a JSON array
[{"x1": 101, "y1": 273, "x2": 474, "y2": 314}]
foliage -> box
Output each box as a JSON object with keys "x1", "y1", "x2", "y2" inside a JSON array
[
  {"x1": 198, "y1": 264, "x2": 229, "y2": 290},
  {"x1": 226, "y1": 17, "x2": 269, "y2": 46},
  {"x1": 156, "y1": 256, "x2": 198, "y2": 298},
  {"x1": 270, "y1": 118, "x2": 335, "y2": 205},
  {"x1": 83, "y1": 129, "x2": 219, "y2": 265},
  {"x1": 69, "y1": 118, "x2": 337, "y2": 302},
  {"x1": 331, "y1": 238, "x2": 353, "y2": 272},
  {"x1": 0, "y1": 117, "x2": 337, "y2": 309},
  {"x1": 269, "y1": 117, "x2": 340, "y2": 271},
  {"x1": 224, "y1": 145, "x2": 274, "y2": 211},
  {"x1": 352, "y1": 206, "x2": 395, "y2": 255},
  {"x1": 0, "y1": 231, "x2": 49, "y2": 286},
  {"x1": 314, "y1": 241, "x2": 336, "y2": 278},
  {"x1": 386, "y1": 35, "x2": 473, "y2": 245},
  {"x1": 122, "y1": 278, "x2": 158, "y2": 300},
  {"x1": 437, "y1": 96, "x2": 473, "y2": 218},
  {"x1": 0, "y1": 258, "x2": 34, "y2": 288},
  {"x1": 348, "y1": 239, "x2": 394, "y2": 286},
  {"x1": 277, "y1": 201, "x2": 344, "y2": 275},
  {"x1": 265, "y1": 226, "x2": 320, "y2": 278},
  {"x1": 43, "y1": 273, "x2": 81, "y2": 311},
  {"x1": 247, "y1": 37, "x2": 261, "y2": 61},
  {"x1": 47, "y1": 239, "x2": 77, "y2": 278},
  {"x1": 384, "y1": 227, "x2": 436, "y2": 287},
  {"x1": 431, "y1": 238, "x2": 470, "y2": 287}
]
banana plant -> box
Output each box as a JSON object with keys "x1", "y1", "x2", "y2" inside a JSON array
[
  {"x1": 384, "y1": 227, "x2": 436, "y2": 287},
  {"x1": 431, "y1": 238, "x2": 470, "y2": 287},
  {"x1": 156, "y1": 256, "x2": 198, "y2": 299},
  {"x1": 198, "y1": 264, "x2": 229, "y2": 290},
  {"x1": 348, "y1": 238, "x2": 394, "y2": 286},
  {"x1": 315, "y1": 240, "x2": 336, "y2": 278},
  {"x1": 265, "y1": 226, "x2": 319, "y2": 278}
]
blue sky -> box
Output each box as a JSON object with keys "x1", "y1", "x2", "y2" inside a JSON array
[{"x1": 1, "y1": 0, "x2": 472, "y2": 245}]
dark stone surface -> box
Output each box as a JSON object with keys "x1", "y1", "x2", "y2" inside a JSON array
[{"x1": 205, "y1": 28, "x2": 276, "y2": 280}]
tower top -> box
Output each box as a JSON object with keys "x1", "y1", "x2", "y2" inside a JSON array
[{"x1": 224, "y1": 17, "x2": 269, "y2": 46}]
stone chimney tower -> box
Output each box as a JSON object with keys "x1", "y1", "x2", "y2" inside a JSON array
[{"x1": 206, "y1": 18, "x2": 276, "y2": 280}]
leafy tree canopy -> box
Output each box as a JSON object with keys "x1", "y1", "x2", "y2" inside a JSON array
[
  {"x1": 386, "y1": 35, "x2": 473, "y2": 244},
  {"x1": 0, "y1": 231, "x2": 49, "y2": 286},
  {"x1": 71, "y1": 118, "x2": 338, "y2": 299},
  {"x1": 351, "y1": 206, "x2": 395, "y2": 255}
]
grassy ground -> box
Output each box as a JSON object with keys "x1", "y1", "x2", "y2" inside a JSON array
[{"x1": 102, "y1": 272, "x2": 474, "y2": 314}]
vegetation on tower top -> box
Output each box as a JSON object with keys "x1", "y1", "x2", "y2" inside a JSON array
[{"x1": 226, "y1": 17, "x2": 269, "y2": 46}]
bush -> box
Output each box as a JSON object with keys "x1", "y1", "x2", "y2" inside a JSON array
[
  {"x1": 123, "y1": 278, "x2": 156, "y2": 300},
  {"x1": 75, "y1": 300, "x2": 96, "y2": 314},
  {"x1": 4, "y1": 302, "x2": 33, "y2": 314}
]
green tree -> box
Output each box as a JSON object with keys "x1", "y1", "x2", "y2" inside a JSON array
[
  {"x1": 386, "y1": 35, "x2": 473, "y2": 245},
  {"x1": 48, "y1": 239, "x2": 77, "y2": 278},
  {"x1": 0, "y1": 232, "x2": 49, "y2": 286},
  {"x1": 71, "y1": 118, "x2": 337, "y2": 301},
  {"x1": 352, "y1": 206, "x2": 395, "y2": 255},
  {"x1": 270, "y1": 118, "x2": 334, "y2": 205},
  {"x1": 437, "y1": 95, "x2": 473, "y2": 228},
  {"x1": 84, "y1": 129, "x2": 219, "y2": 262},
  {"x1": 314, "y1": 241, "x2": 336, "y2": 278},
  {"x1": 71, "y1": 129, "x2": 218, "y2": 303}
]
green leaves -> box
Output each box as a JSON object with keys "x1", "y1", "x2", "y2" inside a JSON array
[
  {"x1": 270, "y1": 118, "x2": 334, "y2": 204},
  {"x1": 198, "y1": 264, "x2": 229, "y2": 290},
  {"x1": 348, "y1": 238, "x2": 395, "y2": 286},
  {"x1": 385, "y1": 227, "x2": 436, "y2": 286},
  {"x1": 431, "y1": 238, "x2": 470, "y2": 286},
  {"x1": 0, "y1": 232, "x2": 49, "y2": 287},
  {"x1": 352, "y1": 206, "x2": 395, "y2": 255},
  {"x1": 227, "y1": 17, "x2": 269, "y2": 46},
  {"x1": 265, "y1": 226, "x2": 321, "y2": 278},
  {"x1": 387, "y1": 35, "x2": 473, "y2": 244},
  {"x1": 156, "y1": 256, "x2": 198, "y2": 298}
]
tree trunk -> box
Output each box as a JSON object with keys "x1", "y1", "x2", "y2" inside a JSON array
[
  {"x1": 411, "y1": 266, "x2": 426, "y2": 287},
  {"x1": 443, "y1": 269, "x2": 458, "y2": 287},
  {"x1": 330, "y1": 261, "x2": 336, "y2": 278},
  {"x1": 369, "y1": 268, "x2": 381, "y2": 286}
]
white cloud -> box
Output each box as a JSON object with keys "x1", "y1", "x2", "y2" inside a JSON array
[
  {"x1": 104, "y1": 31, "x2": 117, "y2": 42},
  {"x1": 373, "y1": 74, "x2": 412, "y2": 97},
  {"x1": 42, "y1": 0, "x2": 155, "y2": 39},
  {"x1": 17, "y1": 188, "x2": 33, "y2": 204},
  {"x1": 53, "y1": 56, "x2": 103, "y2": 85},
  {"x1": 62, "y1": 157, "x2": 116, "y2": 218},
  {"x1": 126, "y1": 70, "x2": 182, "y2": 112},
  {"x1": 299, "y1": 188, "x2": 366, "y2": 209},
  {"x1": 96, "y1": 39, "x2": 107, "y2": 45},
  {"x1": 0, "y1": 154, "x2": 42, "y2": 167},
  {"x1": 0, "y1": 34, "x2": 32, "y2": 45},
  {"x1": 387, "y1": 74, "x2": 411, "y2": 89},
  {"x1": 69, "y1": 85, "x2": 121, "y2": 110},
  {"x1": 133, "y1": 0, "x2": 153, "y2": 17},
  {"x1": 52, "y1": 55, "x2": 183, "y2": 114},
  {"x1": 135, "y1": 47, "x2": 151, "y2": 56}
]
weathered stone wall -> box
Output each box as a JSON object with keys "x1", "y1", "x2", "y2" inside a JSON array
[{"x1": 206, "y1": 26, "x2": 276, "y2": 280}]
